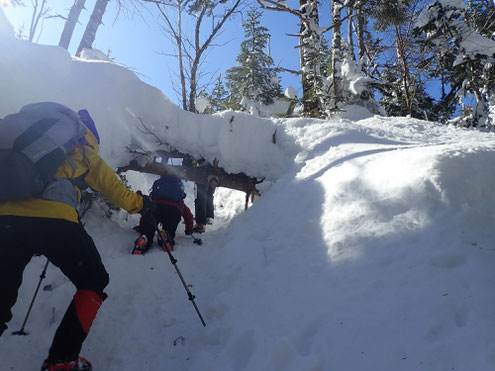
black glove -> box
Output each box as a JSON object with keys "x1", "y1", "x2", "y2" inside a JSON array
[{"x1": 139, "y1": 194, "x2": 156, "y2": 215}]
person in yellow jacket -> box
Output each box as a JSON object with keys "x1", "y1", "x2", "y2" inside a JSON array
[{"x1": 0, "y1": 105, "x2": 154, "y2": 371}]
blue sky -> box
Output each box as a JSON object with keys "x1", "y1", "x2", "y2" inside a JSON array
[{"x1": 2, "y1": 0, "x2": 308, "y2": 105}]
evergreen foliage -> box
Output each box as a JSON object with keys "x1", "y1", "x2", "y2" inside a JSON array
[
  {"x1": 368, "y1": 0, "x2": 411, "y2": 30},
  {"x1": 379, "y1": 66, "x2": 437, "y2": 120},
  {"x1": 225, "y1": 7, "x2": 282, "y2": 112},
  {"x1": 415, "y1": 0, "x2": 495, "y2": 127},
  {"x1": 467, "y1": 0, "x2": 495, "y2": 38},
  {"x1": 339, "y1": 46, "x2": 383, "y2": 115},
  {"x1": 206, "y1": 75, "x2": 229, "y2": 113}
]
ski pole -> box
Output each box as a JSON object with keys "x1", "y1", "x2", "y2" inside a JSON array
[
  {"x1": 150, "y1": 215, "x2": 206, "y2": 327},
  {"x1": 12, "y1": 258, "x2": 50, "y2": 336},
  {"x1": 191, "y1": 233, "x2": 202, "y2": 245}
]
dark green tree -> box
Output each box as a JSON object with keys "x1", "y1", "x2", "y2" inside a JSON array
[
  {"x1": 467, "y1": 0, "x2": 495, "y2": 38},
  {"x1": 206, "y1": 74, "x2": 229, "y2": 113},
  {"x1": 415, "y1": 0, "x2": 495, "y2": 127},
  {"x1": 366, "y1": 0, "x2": 439, "y2": 119},
  {"x1": 225, "y1": 7, "x2": 282, "y2": 111}
]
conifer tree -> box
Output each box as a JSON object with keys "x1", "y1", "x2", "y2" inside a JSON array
[
  {"x1": 468, "y1": 0, "x2": 495, "y2": 38},
  {"x1": 329, "y1": 0, "x2": 345, "y2": 111},
  {"x1": 416, "y1": 0, "x2": 495, "y2": 127},
  {"x1": 206, "y1": 75, "x2": 229, "y2": 113},
  {"x1": 225, "y1": 7, "x2": 281, "y2": 112},
  {"x1": 364, "y1": 0, "x2": 438, "y2": 119}
]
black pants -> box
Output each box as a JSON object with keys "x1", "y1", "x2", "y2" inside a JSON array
[
  {"x1": 194, "y1": 183, "x2": 215, "y2": 225},
  {"x1": 140, "y1": 204, "x2": 181, "y2": 244},
  {"x1": 0, "y1": 216, "x2": 109, "y2": 361}
]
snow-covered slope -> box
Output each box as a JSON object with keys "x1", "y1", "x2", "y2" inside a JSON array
[{"x1": 2, "y1": 8, "x2": 495, "y2": 371}]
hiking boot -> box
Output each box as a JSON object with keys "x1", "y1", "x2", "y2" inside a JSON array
[
  {"x1": 132, "y1": 234, "x2": 152, "y2": 255},
  {"x1": 206, "y1": 218, "x2": 214, "y2": 225},
  {"x1": 41, "y1": 357, "x2": 92, "y2": 371},
  {"x1": 193, "y1": 224, "x2": 206, "y2": 233}
]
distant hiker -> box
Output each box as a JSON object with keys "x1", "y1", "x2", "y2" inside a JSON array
[
  {"x1": 182, "y1": 158, "x2": 218, "y2": 234},
  {"x1": 0, "y1": 103, "x2": 155, "y2": 371},
  {"x1": 133, "y1": 174, "x2": 194, "y2": 254},
  {"x1": 193, "y1": 175, "x2": 219, "y2": 233}
]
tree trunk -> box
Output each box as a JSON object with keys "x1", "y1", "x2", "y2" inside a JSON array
[
  {"x1": 347, "y1": 4, "x2": 355, "y2": 61},
  {"x1": 117, "y1": 160, "x2": 262, "y2": 195},
  {"x1": 299, "y1": 0, "x2": 322, "y2": 117},
  {"x1": 154, "y1": 2, "x2": 187, "y2": 110},
  {"x1": 76, "y1": 0, "x2": 110, "y2": 57},
  {"x1": 59, "y1": 0, "x2": 86, "y2": 50},
  {"x1": 188, "y1": 5, "x2": 208, "y2": 113},
  {"x1": 189, "y1": 59, "x2": 199, "y2": 112},
  {"x1": 394, "y1": 25, "x2": 412, "y2": 115},
  {"x1": 177, "y1": 0, "x2": 187, "y2": 111},
  {"x1": 29, "y1": 0, "x2": 48, "y2": 42},
  {"x1": 331, "y1": 0, "x2": 344, "y2": 110},
  {"x1": 355, "y1": 0, "x2": 367, "y2": 73}
]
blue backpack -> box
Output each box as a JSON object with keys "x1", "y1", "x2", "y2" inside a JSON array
[{"x1": 151, "y1": 176, "x2": 186, "y2": 202}]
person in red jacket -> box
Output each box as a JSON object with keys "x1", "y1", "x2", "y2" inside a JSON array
[{"x1": 133, "y1": 175, "x2": 194, "y2": 254}]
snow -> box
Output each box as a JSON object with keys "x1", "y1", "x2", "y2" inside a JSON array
[
  {"x1": 2, "y1": 7, "x2": 495, "y2": 371},
  {"x1": 239, "y1": 97, "x2": 291, "y2": 117},
  {"x1": 442, "y1": 0, "x2": 467, "y2": 10},
  {"x1": 80, "y1": 48, "x2": 114, "y2": 62},
  {"x1": 459, "y1": 32, "x2": 495, "y2": 59},
  {"x1": 195, "y1": 95, "x2": 210, "y2": 114},
  {"x1": 341, "y1": 58, "x2": 371, "y2": 96},
  {"x1": 416, "y1": 0, "x2": 495, "y2": 62},
  {"x1": 285, "y1": 86, "x2": 298, "y2": 99}
]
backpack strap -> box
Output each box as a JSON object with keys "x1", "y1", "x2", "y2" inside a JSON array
[
  {"x1": 81, "y1": 141, "x2": 87, "y2": 163},
  {"x1": 69, "y1": 169, "x2": 90, "y2": 192}
]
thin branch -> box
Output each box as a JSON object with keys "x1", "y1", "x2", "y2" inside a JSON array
[{"x1": 279, "y1": 66, "x2": 302, "y2": 75}]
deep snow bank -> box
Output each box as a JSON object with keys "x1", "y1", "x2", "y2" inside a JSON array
[
  {"x1": 277, "y1": 113, "x2": 495, "y2": 262},
  {"x1": 175, "y1": 115, "x2": 495, "y2": 371}
]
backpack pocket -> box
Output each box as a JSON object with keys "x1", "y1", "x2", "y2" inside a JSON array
[
  {"x1": 41, "y1": 177, "x2": 78, "y2": 210},
  {"x1": 0, "y1": 149, "x2": 44, "y2": 201}
]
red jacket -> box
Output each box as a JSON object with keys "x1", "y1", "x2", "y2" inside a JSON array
[{"x1": 154, "y1": 199, "x2": 194, "y2": 232}]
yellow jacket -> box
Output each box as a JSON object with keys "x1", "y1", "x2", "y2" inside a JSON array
[{"x1": 0, "y1": 129, "x2": 143, "y2": 223}]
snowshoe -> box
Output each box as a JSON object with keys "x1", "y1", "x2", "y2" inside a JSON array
[
  {"x1": 41, "y1": 357, "x2": 92, "y2": 371},
  {"x1": 193, "y1": 224, "x2": 206, "y2": 233},
  {"x1": 132, "y1": 234, "x2": 152, "y2": 255}
]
